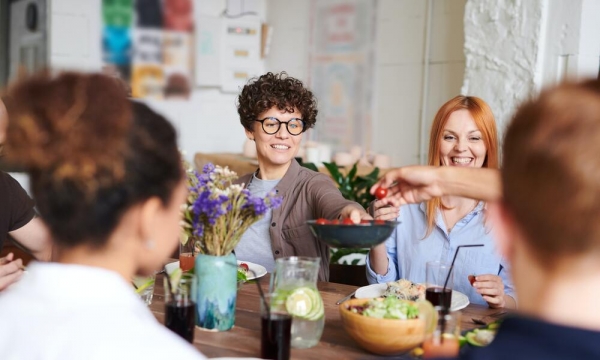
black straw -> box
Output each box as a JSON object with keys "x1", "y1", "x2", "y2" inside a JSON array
[
  {"x1": 439, "y1": 244, "x2": 484, "y2": 343},
  {"x1": 249, "y1": 269, "x2": 270, "y2": 319},
  {"x1": 441, "y1": 244, "x2": 484, "y2": 307}
]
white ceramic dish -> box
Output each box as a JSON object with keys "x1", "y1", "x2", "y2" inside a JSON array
[
  {"x1": 164, "y1": 260, "x2": 267, "y2": 280},
  {"x1": 237, "y1": 260, "x2": 267, "y2": 280},
  {"x1": 354, "y1": 283, "x2": 470, "y2": 311}
]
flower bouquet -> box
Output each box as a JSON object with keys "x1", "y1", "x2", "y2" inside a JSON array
[
  {"x1": 180, "y1": 162, "x2": 281, "y2": 331},
  {"x1": 181, "y1": 162, "x2": 282, "y2": 256}
]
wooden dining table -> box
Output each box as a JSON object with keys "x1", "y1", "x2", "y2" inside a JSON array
[{"x1": 149, "y1": 273, "x2": 503, "y2": 359}]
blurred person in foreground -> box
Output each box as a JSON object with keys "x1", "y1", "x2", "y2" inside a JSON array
[
  {"x1": 234, "y1": 72, "x2": 370, "y2": 281},
  {"x1": 0, "y1": 73, "x2": 206, "y2": 359},
  {"x1": 0, "y1": 96, "x2": 51, "y2": 291},
  {"x1": 372, "y1": 79, "x2": 600, "y2": 358},
  {"x1": 367, "y1": 96, "x2": 515, "y2": 309}
]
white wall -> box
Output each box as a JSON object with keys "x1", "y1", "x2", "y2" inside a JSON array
[
  {"x1": 46, "y1": 0, "x2": 466, "y2": 167},
  {"x1": 43, "y1": 0, "x2": 600, "y2": 169},
  {"x1": 46, "y1": 0, "x2": 265, "y2": 163},
  {"x1": 266, "y1": 0, "x2": 467, "y2": 166},
  {"x1": 48, "y1": 0, "x2": 102, "y2": 72},
  {"x1": 462, "y1": 0, "x2": 600, "y2": 137}
]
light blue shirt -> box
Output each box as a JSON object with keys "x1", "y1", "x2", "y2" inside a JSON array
[{"x1": 365, "y1": 202, "x2": 515, "y2": 306}]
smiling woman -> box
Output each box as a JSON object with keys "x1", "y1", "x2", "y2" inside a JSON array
[
  {"x1": 367, "y1": 95, "x2": 516, "y2": 310},
  {"x1": 233, "y1": 72, "x2": 371, "y2": 281}
]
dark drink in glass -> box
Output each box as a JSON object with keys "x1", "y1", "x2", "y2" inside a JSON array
[
  {"x1": 261, "y1": 313, "x2": 292, "y2": 360},
  {"x1": 165, "y1": 300, "x2": 196, "y2": 343},
  {"x1": 425, "y1": 286, "x2": 452, "y2": 309}
]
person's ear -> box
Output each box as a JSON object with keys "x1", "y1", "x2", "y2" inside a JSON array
[
  {"x1": 138, "y1": 197, "x2": 163, "y2": 250},
  {"x1": 245, "y1": 128, "x2": 254, "y2": 141}
]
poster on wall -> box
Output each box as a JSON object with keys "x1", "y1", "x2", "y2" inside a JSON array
[
  {"x1": 102, "y1": 0, "x2": 133, "y2": 85},
  {"x1": 308, "y1": 0, "x2": 376, "y2": 152},
  {"x1": 102, "y1": 0, "x2": 194, "y2": 100}
]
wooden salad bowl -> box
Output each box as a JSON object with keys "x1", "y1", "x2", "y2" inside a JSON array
[{"x1": 339, "y1": 298, "x2": 427, "y2": 355}]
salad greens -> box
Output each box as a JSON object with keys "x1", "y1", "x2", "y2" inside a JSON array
[{"x1": 352, "y1": 297, "x2": 419, "y2": 320}]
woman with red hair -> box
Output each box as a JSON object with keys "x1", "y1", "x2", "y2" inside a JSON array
[{"x1": 366, "y1": 95, "x2": 516, "y2": 309}]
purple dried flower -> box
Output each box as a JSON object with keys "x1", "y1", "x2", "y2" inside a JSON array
[{"x1": 181, "y1": 161, "x2": 285, "y2": 255}]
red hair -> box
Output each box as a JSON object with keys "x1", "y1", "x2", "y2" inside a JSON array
[{"x1": 424, "y1": 95, "x2": 499, "y2": 236}]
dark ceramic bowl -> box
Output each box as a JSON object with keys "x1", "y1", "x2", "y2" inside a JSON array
[{"x1": 307, "y1": 220, "x2": 400, "y2": 249}]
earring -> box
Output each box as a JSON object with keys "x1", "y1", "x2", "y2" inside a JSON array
[{"x1": 145, "y1": 239, "x2": 154, "y2": 249}]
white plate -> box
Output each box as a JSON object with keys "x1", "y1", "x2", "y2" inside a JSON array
[
  {"x1": 355, "y1": 283, "x2": 470, "y2": 311},
  {"x1": 164, "y1": 260, "x2": 267, "y2": 281},
  {"x1": 238, "y1": 260, "x2": 267, "y2": 280}
]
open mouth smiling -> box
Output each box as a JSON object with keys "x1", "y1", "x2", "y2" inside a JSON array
[
  {"x1": 271, "y1": 144, "x2": 290, "y2": 150},
  {"x1": 451, "y1": 157, "x2": 473, "y2": 165}
]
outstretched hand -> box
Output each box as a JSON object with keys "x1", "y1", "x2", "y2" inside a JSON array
[
  {"x1": 340, "y1": 205, "x2": 372, "y2": 224},
  {"x1": 371, "y1": 199, "x2": 400, "y2": 221},
  {"x1": 370, "y1": 166, "x2": 444, "y2": 205}
]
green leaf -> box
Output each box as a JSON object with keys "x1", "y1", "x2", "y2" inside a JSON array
[
  {"x1": 322, "y1": 162, "x2": 344, "y2": 186},
  {"x1": 347, "y1": 163, "x2": 358, "y2": 183},
  {"x1": 301, "y1": 162, "x2": 319, "y2": 172},
  {"x1": 330, "y1": 247, "x2": 369, "y2": 264},
  {"x1": 365, "y1": 167, "x2": 380, "y2": 180}
]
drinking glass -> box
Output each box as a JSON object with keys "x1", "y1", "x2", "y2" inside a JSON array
[
  {"x1": 425, "y1": 261, "x2": 453, "y2": 309},
  {"x1": 423, "y1": 308, "x2": 461, "y2": 359},
  {"x1": 270, "y1": 257, "x2": 324, "y2": 349},
  {"x1": 164, "y1": 272, "x2": 197, "y2": 343},
  {"x1": 260, "y1": 293, "x2": 292, "y2": 360},
  {"x1": 179, "y1": 240, "x2": 196, "y2": 271},
  {"x1": 133, "y1": 273, "x2": 156, "y2": 305}
]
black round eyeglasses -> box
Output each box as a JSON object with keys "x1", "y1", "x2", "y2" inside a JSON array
[{"x1": 255, "y1": 117, "x2": 305, "y2": 136}]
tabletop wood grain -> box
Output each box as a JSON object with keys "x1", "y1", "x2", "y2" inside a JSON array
[{"x1": 150, "y1": 274, "x2": 502, "y2": 359}]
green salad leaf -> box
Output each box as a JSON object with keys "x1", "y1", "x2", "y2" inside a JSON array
[{"x1": 358, "y1": 297, "x2": 419, "y2": 320}]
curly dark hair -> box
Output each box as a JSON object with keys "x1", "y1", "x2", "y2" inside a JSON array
[
  {"x1": 5, "y1": 72, "x2": 183, "y2": 249},
  {"x1": 237, "y1": 72, "x2": 318, "y2": 132}
]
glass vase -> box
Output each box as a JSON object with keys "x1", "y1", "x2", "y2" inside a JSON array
[{"x1": 195, "y1": 252, "x2": 237, "y2": 331}]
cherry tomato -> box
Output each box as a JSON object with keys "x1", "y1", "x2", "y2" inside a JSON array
[
  {"x1": 374, "y1": 219, "x2": 385, "y2": 225},
  {"x1": 468, "y1": 274, "x2": 476, "y2": 286},
  {"x1": 342, "y1": 218, "x2": 354, "y2": 225},
  {"x1": 239, "y1": 263, "x2": 249, "y2": 271},
  {"x1": 374, "y1": 187, "x2": 388, "y2": 200},
  {"x1": 330, "y1": 219, "x2": 340, "y2": 225},
  {"x1": 360, "y1": 219, "x2": 371, "y2": 224},
  {"x1": 316, "y1": 218, "x2": 329, "y2": 225}
]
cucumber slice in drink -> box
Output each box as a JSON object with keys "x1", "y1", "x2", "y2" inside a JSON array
[{"x1": 285, "y1": 287, "x2": 324, "y2": 320}]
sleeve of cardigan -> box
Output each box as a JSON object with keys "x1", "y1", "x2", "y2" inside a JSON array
[{"x1": 305, "y1": 172, "x2": 363, "y2": 220}]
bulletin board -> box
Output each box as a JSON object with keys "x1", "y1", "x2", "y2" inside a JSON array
[{"x1": 101, "y1": 0, "x2": 194, "y2": 100}]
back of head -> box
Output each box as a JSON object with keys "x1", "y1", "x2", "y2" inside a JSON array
[
  {"x1": 4, "y1": 72, "x2": 182, "y2": 248},
  {"x1": 237, "y1": 72, "x2": 318, "y2": 132},
  {"x1": 503, "y1": 79, "x2": 600, "y2": 267}
]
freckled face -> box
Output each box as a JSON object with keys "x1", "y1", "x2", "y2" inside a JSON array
[
  {"x1": 439, "y1": 109, "x2": 487, "y2": 168},
  {"x1": 246, "y1": 106, "x2": 304, "y2": 170}
]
